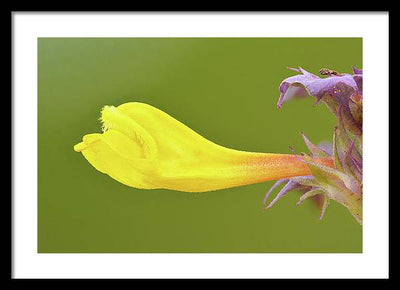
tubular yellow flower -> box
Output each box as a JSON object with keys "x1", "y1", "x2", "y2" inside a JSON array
[{"x1": 74, "y1": 102, "x2": 334, "y2": 192}]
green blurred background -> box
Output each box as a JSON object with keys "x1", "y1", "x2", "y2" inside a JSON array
[{"x1": 38, "y1": 38, "x2": 362, "y2": 253}]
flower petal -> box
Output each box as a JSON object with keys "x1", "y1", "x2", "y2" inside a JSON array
[
  {"x1": 278, "y1": 67, "x2": 358, "y2": 107},
  {"x1": 278, "y1": 67, "x2": 363, "y2": 137}
]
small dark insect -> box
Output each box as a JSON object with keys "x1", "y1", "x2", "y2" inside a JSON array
[{"x1": 319, "y1": 68, "x2": 342, "y2": 76}]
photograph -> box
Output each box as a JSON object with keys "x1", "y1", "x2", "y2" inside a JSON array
[{"x1": 38, "y1": 37, "x2": 363, "y2": 253}]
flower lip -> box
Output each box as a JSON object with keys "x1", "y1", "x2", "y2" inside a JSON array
[
  {"x1": 74, "y1": 141, "x2": 88, "y2": 152},
  {"x1": 100, "y1": 104, "x2": 158, "y2": 159}
]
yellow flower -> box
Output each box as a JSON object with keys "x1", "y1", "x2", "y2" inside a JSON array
[{"x1": 74, "y1": 102, "x2": 333, "y2": 192}]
